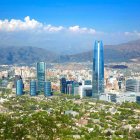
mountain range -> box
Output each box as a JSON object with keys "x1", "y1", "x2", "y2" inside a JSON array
[
  {"x1": 0, "y1": 39, "x2": 140, "y2": 64},
  {"x1": 0, "y1": 46, "x2": 57, "y2": 65},
  {"x1": 61, "y1": 39, "x2": 140, "y2": 63}
]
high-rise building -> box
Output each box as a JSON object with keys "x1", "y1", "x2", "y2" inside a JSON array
[
  {"x1": 36, "y1": 62, "x2": 46, "y2": 92},
  {"x1": 126, "y1": 79, "x2": 140, "y2": 92},
  {"x1": 60, "y1": 77, "x2": 67, "y2": 93},
  {"x1": 66, "y1": 81, "x2": 74, "y2": 94},
  {"x1": 84, "y1": 80, "x2": 92, "y2": 85},
  {"x1": 44, "y1": 81, "x2": 51, "y2": 96},
  {"x1": 92, "y1": 41, "x2": 104, "y2": 98},
  {"x1": 30, "y1": 80, "x2": 37, "y2": 96},
  {"x1": 73, "y1": 82, "x2": 80, "y2": 96},
  {"x1": 13, "y1": 75, "x2": 22, "y2": 88},
  {"x1": 16, "y1": 79, "x2": 23, "y2": 95}
]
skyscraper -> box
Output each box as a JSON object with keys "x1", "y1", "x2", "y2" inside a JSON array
[
  {"x1": 16, "y1": 79, "x2": 23, "y2": 95},
  {"x1": 30, "y1": 80, "x2": 37, "y2": 96},
  {"x1": 60, "y1": 77, "x2": 67, "y2": 93},
  {"x1": 36, "y1": 62, "x2": 46, "y2": 92},
  {"x1": 44, "y1": 81, "x2": 51, "y2": 96},
  {"x1": 92, "y1": 41, "x2": 104, "y2": 98}
]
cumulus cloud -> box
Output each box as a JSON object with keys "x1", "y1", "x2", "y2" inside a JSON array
[
  {"x1": 69, "y1": 25, "x2": 96, "y2": 34},
  {"x1": 0, "y1": 16, "x2": 43, "y2": 31},
  {"x1": 0, "y1": 16, "x2": 140, "y2": 54},
  {"x1": 0, "y1": 16, "x2": 97, "y2": 34},
  {"x1": 43, "y1": 24, "x2": 64, "y2": 32}
]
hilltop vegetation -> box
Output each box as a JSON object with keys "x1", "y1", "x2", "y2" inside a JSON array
[{"x1": 0, "y1": 90, "x2": 140, "y2": 139}]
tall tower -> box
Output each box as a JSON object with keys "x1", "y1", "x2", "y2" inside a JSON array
[
  {"x1": 60, "y1": 77, "x2": 67, "y2": 93},
  {"x1": 36, "y1": 62, "x2": 46, "y2": 92},
  {"x1": 92, "y1": 41, "x2": 104, "y2": 98},
  {"x1": 16, "y1": 79, "x2": 23, "y2": 96},
  {"x1": 30, "y1": 80, "x2": 37, "y2": 96},
  {"x1": 44, "y1": 81, "x2": 51, "y2": 96}
]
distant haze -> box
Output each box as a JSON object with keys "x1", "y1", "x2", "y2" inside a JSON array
[{"x1": 0, "y1": 16, "x2": 140, "y2": 54}]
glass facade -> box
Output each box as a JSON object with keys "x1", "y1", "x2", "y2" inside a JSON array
[
  {"x1": 16, "y1": 79, "x2": 23, "y2": 96},
  {"x1": 60, "y1": 78, "x2": 67, "y2": 93},
  {"x1": 84, "y1": 80, "x2": 92, "y2": 85},
  {"x1": 44, "y1": 81, "x2": 51, "y2": 96},
  {"x1": 66, "y1": 81, "x2": 74, "y2": 94},
  {"x1": 126, "y1": 79, "x2": 140, "y2": 92},
  {"x1": 30, "y1": 80, "x2": 37, "y2": 96},
  {"x1": 92, "y1": 41, "x2": 104, "y2": 98},
  {"x1": 36, "y1": 62, "x2": 46, "y2": 92}
]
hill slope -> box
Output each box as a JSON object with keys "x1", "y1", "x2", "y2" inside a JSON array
[
  {"x1": 0, "y1": 46, "x2": 58, "y2": 64},
  {"x1": 0, "y1": 39, "x2": 140, "y2": 64},
  {"x1": 60, "y1": 40, "x2": 140, "y2": 63}
]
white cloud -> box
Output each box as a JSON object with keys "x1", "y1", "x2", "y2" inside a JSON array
[
  {"x1": 69, "y1": 25, "x2": 96, "y2": 34},
  {"x1": 0, "y1": 16, "x2": 43, "y2": 31},
  {"x1": 124, "y1": 31, "x2": 140, "y2": 36},
  {"x1": 0, "y1": 16, "x2": 140, "y2": 54},
  {"x1": 43, "y1": 24, "x2": 64, "y2": 32},
  {"x1": 0, "y1": 16, "x2": 97, "y2": 34}
]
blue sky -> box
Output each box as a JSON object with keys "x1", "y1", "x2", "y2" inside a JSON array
[
  {"x1": 0, "y1": 0, "x2": 140, "y2": 32},
  {"x1": 0, "y1": 0, "x2": 140, "y2": 54}
]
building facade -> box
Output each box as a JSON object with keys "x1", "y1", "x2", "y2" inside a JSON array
[
  {"x1": 30, "y1": 80, "x2": 37, "y2": 96},
  {"x1": 16, "y1": 79, "x2": 23, "y2": 95},
  {"x1": 126, "y1": 79, "x2": 140, "y2": 93},
  {"x1": 36, "y1": 62, "x2": 46, "y2": 92},
  {"x1": 44, "y1": 81, "x2": 51, "y2": 96},
  {"x1": 92, "y1": 41, "x2": 104, "y2": 98},
  {"x1": 60, "y1": 77, "x2": 67, "y2": 93}
]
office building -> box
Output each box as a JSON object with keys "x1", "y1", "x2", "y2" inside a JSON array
[
  {"x1": 126, "y1": 79, "x2": 140, "y2": 93},
  {"x1": 92, "y1": 40, "x2": 104, "y2": 98},
  {"x1": 16, "y1": 79, "x2": 23, "y2": 95},
  {"x1": 60, "y1": 77, "x2": 67, "y2": 93},
  {"x1": 79, "y1": 80, "x2": 92, "y2": 98},
  {"x1": 84, "y1": 80, "x2": 92, "y2": 85},
  {"x1": 100, "y1": 92, "x2": 136, "y2": 103},
  {"x1": 30, "y1": 80, "x2": 37, "y2": 96},
  {"x1": 44, "y1": 81, "x2": 51, "y2": 96},
  {"x1": 73, "y1": 82, "x2": 80, "y2": 96},
  {"x1": 36, "y1": 62, "x2": 46, "y2": 92},
  {"x1": 13, "y1": 75, "x2": 22, "y2": 88},
  {"x1": 66, "y1": 81, "x2": 74, "y2": 94}
]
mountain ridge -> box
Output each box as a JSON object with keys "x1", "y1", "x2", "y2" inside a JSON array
[{"x1": 0, "y1": 39, "x2": 140, "y2": 64}]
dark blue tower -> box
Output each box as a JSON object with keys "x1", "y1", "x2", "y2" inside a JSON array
[
  {"x1": 16, "y1": 79, "x2": 23, "y2": 96},
  {"x1": 92, "y1": 41, "x2": 104, "y2": 98},
  {"x1": 30, "y1": 80, "x2": 37, "y2": 96},
  {"x1": 60, "y1": 77, "x2": 67, "y2": 94}
]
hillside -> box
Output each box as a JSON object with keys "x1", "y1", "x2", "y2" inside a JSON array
[
  {"x1": 60, "y1": 39, "x2": 140, "y2": 63},
  {"x1": 0, "y1": 39, "x2": 140, "y2": 64},
  {"x1": 0, "y1": 46, "x2": 58, "y2": 64}
]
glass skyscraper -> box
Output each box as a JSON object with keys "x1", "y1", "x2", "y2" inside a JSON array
[
  {"x1": 60, "y1": 77, "x2": 67, "y2": 94},
  {"x1": 92, "y1": 41, "x2": 104, "y2": 98},
  {"x1": 36, "y1": 62, "x2": 46, "y2": 92},
  {"x1": 16, "y1": 79, "x2": 23, "y2": 96},
  {"x1": 30, "y1": 80, "x2": 37, "y2": 96},
  {"x1": 44, "y1": 81, "x2": 51, "y2": 96}
]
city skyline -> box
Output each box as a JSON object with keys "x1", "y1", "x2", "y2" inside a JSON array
[{"x1": 0, "y1": 1, "x2": 140, "y2": 139}]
